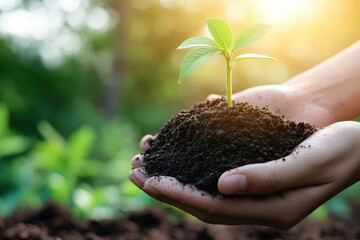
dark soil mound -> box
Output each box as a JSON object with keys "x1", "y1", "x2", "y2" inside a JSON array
[
  {"x1": 1, "y1": 202, "x2": 360, "y2": 240},
  {"x1": 144, "y1": 98, "x2": 317, "y2": 196}
]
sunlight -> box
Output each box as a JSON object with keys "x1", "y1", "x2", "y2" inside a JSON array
[{"x1": 251, "y1": 0, "x2": 323, "y2": 28}]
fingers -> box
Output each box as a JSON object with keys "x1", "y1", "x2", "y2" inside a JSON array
[
  {"x1": 128, "y1": 167, "x2": 148, "y2": 189},
  {"x1": 206, "y1": 94, "x2": 221, "y2": 101},
  {"x1": 218, "y1": 130, "x2": 334, "y2": 195},
  {"x1": 218, "y1": 161, "x2": 302, "y2": 195},
  {"x1": 218, "y1": 121, "x2": 360, "y2": 195},
  {"x1": 140, "y1": 134, "x2": 156, "y2": 152},
  {"x1": 141, "y1": 175, "x2": 335, "y2": 228},
  {"x1": 131, "y1": 154, "x2": 146, "y2": 168}
]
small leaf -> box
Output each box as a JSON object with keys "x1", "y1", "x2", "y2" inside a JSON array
[
  {"x1": 178, "y1": 47, "x2": 220, "y2": 83},
  {"x1": 233, "y1": 24, "x2": 272, "y2": 50},
  {"x1": 177, "y1": 37, "x2": 218, "y2": 50},
  {"x1": 207, "y1": 18, "x2": 232, "y2": 51},
  {"x1": 233, "y1": 53, "x2": 276, "y2": 63}
]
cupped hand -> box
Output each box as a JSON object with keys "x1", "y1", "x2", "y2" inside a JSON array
[
  {"x1": 211, "y1": 84, "x2": 335, "y2": 127},
  {"x1": 129, "y1": 121, "x2": 360, "y2": 229}
]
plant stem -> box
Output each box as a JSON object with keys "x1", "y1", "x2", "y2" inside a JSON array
[{"x1": 225, "y1": 56, "x2": 232, "y2": 107}]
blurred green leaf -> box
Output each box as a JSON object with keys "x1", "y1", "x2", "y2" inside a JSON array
[
  {"x1": 233, "y1": 23, "x2": 272, "y2": 50},
  {"x1": 177, "y1": 37, "x2": 218, "y2": 50},
  {"x1": 68, "y1": 125, "x2": 95, "y2": 172},
  {"x1": 178, "y1": 47, "x2": 220, "y2": 83},
  {"x1": 48, "y1": 173, "x2": 70, "y2": 203},
  {"x1": 207, "y1": 18, "x2": 232, "y2": 50},
  {"x1": 0, "y1": 136, "x2": 29, "y2": 157},
  {"x1": 121, "y1": 180, "x2": 141, "y2": 197},
  {"x1": 0, "y1": 103, "x2": 8, "y2": 138},
  {"x1": 38, "y1": 121, "x2": 65, "y2": 151}
]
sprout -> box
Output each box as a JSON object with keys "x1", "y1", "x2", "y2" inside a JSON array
[{"x1": 178, "y1": 18, "x2": 276, "y2": 107}]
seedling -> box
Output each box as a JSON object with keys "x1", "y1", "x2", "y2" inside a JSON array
[{"x1": 178, "y1": 18, "x2": 276, "y2": 107}]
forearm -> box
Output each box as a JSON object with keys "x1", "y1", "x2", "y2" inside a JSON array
[{"x1": 284, "y1": 40, "x2": 360, "y2": 122}]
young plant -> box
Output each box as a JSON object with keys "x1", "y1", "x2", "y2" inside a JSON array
[{"x1": 178, "y1": 18, "x2": 276, "y2": 107}]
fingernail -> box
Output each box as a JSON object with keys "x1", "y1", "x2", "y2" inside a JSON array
[
  {"x1": 221, "y1": 174, "x2": 247, "y2": 193},
  {"x1": 131, "y1": 154, "x2": 145, "y2": 168}
]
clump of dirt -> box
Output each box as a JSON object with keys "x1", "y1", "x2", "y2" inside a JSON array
[{"x1": 144, "y1": 98, "x2": 317, "y2": 196}]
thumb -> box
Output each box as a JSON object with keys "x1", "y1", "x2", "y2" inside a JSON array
[
  {"x1": 218, "y1": 162, "x2": 293, "y2": 195},
  {"x1": 218, "y1": 142, "x2": 329, "y2": 195}
]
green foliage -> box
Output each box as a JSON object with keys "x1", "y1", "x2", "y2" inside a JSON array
[
  {"x1": 0, "y1": 103, "x2": 8, "y2": 138},
  {"x1": 0, "y1": 103, "x2": 30, "y2": 159},
  {"x1": 178, "y1": 18, "x2": 276, "y2": 107},
  {"x1": 0, "y1": 101, "x2": 151, "y2": 218}
]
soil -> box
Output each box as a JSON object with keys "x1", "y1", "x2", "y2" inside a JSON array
[
  {"x1": 1, "y1": 201, "x2": 360, "y2": 240},
  {"x1": 144, "y1": 98, "x2": 317, "y2": 196}
]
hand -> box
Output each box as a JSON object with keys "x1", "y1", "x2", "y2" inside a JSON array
[
  {"x1": 129, "y1": 121, "x2": 360, "y2": 229},
  {"x1": 227, "y1": 84, "x2": 335, "y2": 127}
]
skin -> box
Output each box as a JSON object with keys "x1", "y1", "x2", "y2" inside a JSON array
[{"x1": 129, "y1": 40, "x2": 360, "y2": 229}]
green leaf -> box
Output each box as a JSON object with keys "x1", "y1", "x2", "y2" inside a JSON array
[
  {"x1": 177, "y1": 37, "x2": 218, "y2": 50},
  {"x1": 68, "y1": 125, "x2": 95, "y2": 161},
  {"x1": 0, "y1": 103, "x2": 8, "y2": 138},
  {"x1": 178, "y1": 47, "x2": 220, "y2": 83},
  {"x1": 233, "y1": 24, "x2": 272, "y2": 50},
  {"x1": 233, "y1": 53, "x2": 276, "y2": 64},
  {"x1": 38, "y1": 121, "x2": 65, "y2": 150},
  {"x1": 0, "y1": 136, "x2": 29, "y2": 157},
  {"x1": 207, "y1": 18, "x2": 232, "y2": 51},
  {"x1": 68, "y1": 125, "x2": 96, "y2": 174}
]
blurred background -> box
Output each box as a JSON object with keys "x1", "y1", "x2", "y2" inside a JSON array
[{"x1": 0, "y1": 0, "x2": 359, "y2": 220}]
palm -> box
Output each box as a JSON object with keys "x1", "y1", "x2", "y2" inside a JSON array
[{"x1": 232, "y1": 84, "x2": 335, "y2": 127}]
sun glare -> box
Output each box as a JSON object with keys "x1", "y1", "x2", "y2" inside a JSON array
[{"x1": 251, "y1": 0, "x2": 322, "y2": 28}]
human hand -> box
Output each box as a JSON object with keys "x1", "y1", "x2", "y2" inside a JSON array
[
  {"x1": 129, "y1": 121, "x2": 360, "y2": 229},
  {"x1": 210, "y1": 84, "x2": 335, "y2": 127}
]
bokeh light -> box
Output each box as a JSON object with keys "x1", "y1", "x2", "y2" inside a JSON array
[{"x1": 251, "y1": 0, "x2": 324, "y2": 28}]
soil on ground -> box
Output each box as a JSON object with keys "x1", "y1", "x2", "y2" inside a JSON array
[
  {"x1": 144, "y1": 98, "x2": 317, "y2": 196},
  {"x1": 1, "y1": 202, "x2": 360, "y2": 240}
]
